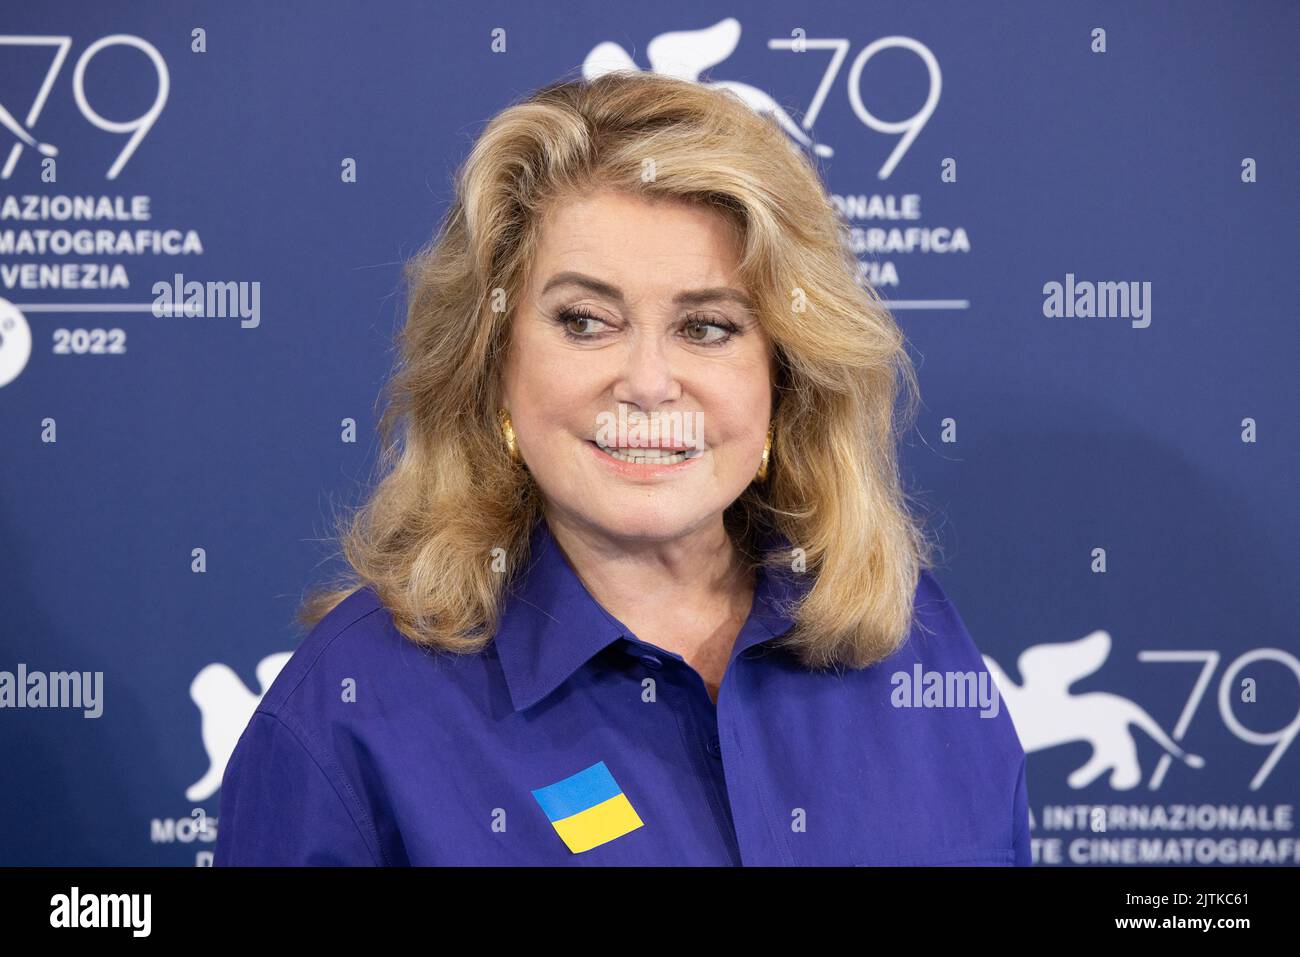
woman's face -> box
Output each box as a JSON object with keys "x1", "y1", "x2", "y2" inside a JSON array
[{"x1": 501, "y1": 188, "x2": 774, "y2": 546}]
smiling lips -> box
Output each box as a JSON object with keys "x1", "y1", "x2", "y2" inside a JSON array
[{"x1": 588, "y1": 439, "x2": 703, "y2": 466}]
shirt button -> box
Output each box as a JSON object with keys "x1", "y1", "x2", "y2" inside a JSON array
[
  {"x1": 706, "y1": 734, "x2": 722, "y2": 759},
  {"x1": 639, "y1": 654, "x2": 663, "y2": 669}
]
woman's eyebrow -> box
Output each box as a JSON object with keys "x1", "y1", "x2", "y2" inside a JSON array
[{"x1": 540, "y1": 271, "x2": 754, "y2": 309}]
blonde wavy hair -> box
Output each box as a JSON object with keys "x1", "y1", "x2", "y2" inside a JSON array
[{"x1": 299, "y1": 69, "x2": 940, "y2": 670}]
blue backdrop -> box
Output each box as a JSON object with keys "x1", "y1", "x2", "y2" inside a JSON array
[{"x1": 1, "y1": 0, "x2": 1296, "y2": 866}]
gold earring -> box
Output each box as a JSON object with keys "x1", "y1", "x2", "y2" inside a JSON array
[
  {"x1": 756, "y1": 426, "x2": 773, "y2": 482},
  {"x1": 499, "y1": 409, "x2": 522, "y2": 464}
]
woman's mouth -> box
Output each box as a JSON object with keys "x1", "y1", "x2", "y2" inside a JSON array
[{"x1": 586, "y1": 440, "x2": 704, "y2": 470}]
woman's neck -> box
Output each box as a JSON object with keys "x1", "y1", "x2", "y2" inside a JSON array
[{"x1": 543, "y1": 512, "x2": 757, "y2": 699}]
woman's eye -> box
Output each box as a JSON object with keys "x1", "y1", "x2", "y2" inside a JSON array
[
  {"x1": 554, "y1": 309, "x2": 740, "y2": 347},
  {"x1": 683, "y1": 318, "x2": 739, "y2": 346},
  {"x1": 556, "y1": 309, "x2": 610, "y2": 338}
]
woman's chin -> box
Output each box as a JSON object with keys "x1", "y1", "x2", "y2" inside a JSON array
[{"x1": 578, "y1": 510, "x2": 703, "y2": 545}]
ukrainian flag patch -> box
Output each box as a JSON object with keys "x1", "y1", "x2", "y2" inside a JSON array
[{"x1": 531, "y1": 761, "x2": 644, "y2": 853}]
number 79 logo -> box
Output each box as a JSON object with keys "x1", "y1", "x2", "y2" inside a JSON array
[
  {"x1": 1139, "y1": 648, "x2": 1300, "y2": 790},
  {"x1": 0, "y1": 33, "x2": 169, "y2": 180}
]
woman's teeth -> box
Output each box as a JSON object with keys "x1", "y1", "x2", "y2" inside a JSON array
[{"x1": 600, "y1": 445, "x2": 697, "y2": 465}]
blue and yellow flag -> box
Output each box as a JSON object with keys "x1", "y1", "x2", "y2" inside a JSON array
[{"x1": 531, "y1": 761, "x2": 644, "y2": 853}]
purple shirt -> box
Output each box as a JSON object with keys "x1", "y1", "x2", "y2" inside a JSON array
[{"x1": 214, "y1": 518, "x2": 1030, "y2": 865}]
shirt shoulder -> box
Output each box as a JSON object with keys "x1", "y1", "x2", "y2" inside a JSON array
[
  {"x1": 215, "y1": 587, "x2": 404, "y2": 865},
  {"x1": 909, "y1": 567, "x2": 992, "y2": 671},
  {"x1": 900, "y1": 567, "x2": 1029, "y2": 760},
  {"x1": 255, "y1": 585, "x2": 417, "y2": 718},
  {"x1": 253, "y1": 584, "x2": 501, "y2": 757}
]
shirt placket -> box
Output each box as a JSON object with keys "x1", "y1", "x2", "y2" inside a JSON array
[{"x1": 625, "y1": 640, "x2": 743, "y2": 866}]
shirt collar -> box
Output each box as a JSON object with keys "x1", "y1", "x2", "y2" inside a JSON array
[{"x1": 494, "y1": 517, "x2": 806, "y2": 713}]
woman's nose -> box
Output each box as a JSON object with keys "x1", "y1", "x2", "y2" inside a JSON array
[{"x1": 612, "y1": 335, "x2": 682, "y2": 409}]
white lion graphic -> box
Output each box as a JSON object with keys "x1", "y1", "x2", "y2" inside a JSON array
[
  {"x1": 984, "y1": 631, "x2": 1204, "y2": 790},
  {"x1": 583, "y1": 17, "x2": 835, "y2": 158}
]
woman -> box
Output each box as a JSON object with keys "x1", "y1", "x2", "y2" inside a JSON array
[{"x1": 214, "y1": 70, "x2": 1030, "y2": 866}]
